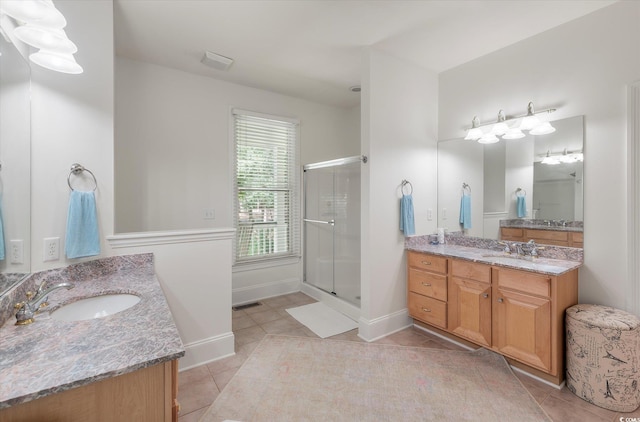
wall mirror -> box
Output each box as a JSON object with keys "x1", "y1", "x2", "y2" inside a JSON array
[
  {"x1": 437, "y1": 115, "x2": 584, "y2": 247},
  {"x1": 0, "y1": 33, "x2": 31, "y2": 297}
]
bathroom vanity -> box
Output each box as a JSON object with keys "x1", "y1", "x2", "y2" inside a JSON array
[
  {"x1": 500, "y1": 219, "x2": 584, "y2": 248},
  {"x1": 406, "y1": 240, "x2": 580, "y2": 385},
  {"x1": 0, "y1": 254, "x2": 185, "y2": 421}
]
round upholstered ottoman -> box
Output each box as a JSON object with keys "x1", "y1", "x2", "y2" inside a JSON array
[{"x1": 566, "y1": 304, "x2": 640, "y2": 412}]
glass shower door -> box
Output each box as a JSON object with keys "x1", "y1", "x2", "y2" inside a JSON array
[
  {"x1": 304, "y1": 166, "x2": 335, "y2": 295},
  {"x1": 303, "y1": 157, "x2": 361, "y2": 307}
]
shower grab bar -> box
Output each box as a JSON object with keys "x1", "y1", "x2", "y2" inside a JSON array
[{"x1": 303, "y1": 218, "x2": 335, "y2": 226}]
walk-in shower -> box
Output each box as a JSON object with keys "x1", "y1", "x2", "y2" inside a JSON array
[{"x1": 302, "y1": 156, "x2": 362, "y2": 316}]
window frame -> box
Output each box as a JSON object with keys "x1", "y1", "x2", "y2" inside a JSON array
[{"x1": 231, "y1": 108, "x2": 300, "y2": 267}]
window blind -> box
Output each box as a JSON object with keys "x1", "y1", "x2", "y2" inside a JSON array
[{"x1": 232, "y1": 109, "x2": 300, "y2": 263}]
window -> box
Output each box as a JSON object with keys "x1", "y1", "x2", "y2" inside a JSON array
[{"x1": 232, "y1": 109, "x2": 300, "y2": 264}]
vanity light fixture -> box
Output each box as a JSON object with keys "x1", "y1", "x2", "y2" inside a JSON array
[
  {"x1": 0, "y1": 1, "x2": 54, "y2": 22},
  {"x1": 541, "y1": 151, "x2": 561, "y2": 165},
  {"x1": 529, "y1": 121, "x2": 556, "y2": 135},
  {"x1": 490, "y1": 110, "x2": 509, "y2": 136},
  {"x1": 29, "y1": 49, "x2": 82, "y2": 74},
  {"x1": 540, "y1": 149, "x2": 583, "y2": 165},
  {"x1": 14, "y1": 26, "x2": 77, "y2": 53},
  {"x1": 464, "y1": 102, "x2": 556, "y2": 143},
  {"x1": 0, "y1": 0, "x2": 82, "y2": 74},
  {"x1": 464, "y1": 116, "x2": 483, "y2": 140},
  {"x1": 478, "y1": 132, "x2": 499, "y2": 144}
]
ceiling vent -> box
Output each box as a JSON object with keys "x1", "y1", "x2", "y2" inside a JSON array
[{"x1": 201, "y1": 51, "x2": 234, "y2": 71}]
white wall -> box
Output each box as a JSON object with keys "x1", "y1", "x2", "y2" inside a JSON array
[
  {"x1": 108, "y1": 230, "x2": 235, "y2": 370},
  {"x1": 439, "y1": 1, "x2": 640, "y2": 311},
  {"x1": 115, "y1": 57, "x2": 360, "y2": 305},
  {"x1": 115, "y1": 57, "x2": 359, "y2": 232},
  {"x1": 360, "y1": 49, "x2": 438, "y2": 340},
  {"x1": 30, "y1": 0, "x2": 114, "y2": 272}
]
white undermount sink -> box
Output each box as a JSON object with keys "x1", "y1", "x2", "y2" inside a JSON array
[{"x1": 50, "y1": 293, "x2": 141, "y2": 321}]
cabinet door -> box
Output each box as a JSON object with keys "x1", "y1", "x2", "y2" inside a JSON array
[
  {"x1": 448, "y1": 277, "x2": 492, "y2": 347},
  {"x1": 493, "y1": 287, "x2": 551, "y2": 372}
]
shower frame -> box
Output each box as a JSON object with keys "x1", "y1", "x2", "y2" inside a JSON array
[{"x1": 302, "y1": 155, "x2": 362, "y2": 316}]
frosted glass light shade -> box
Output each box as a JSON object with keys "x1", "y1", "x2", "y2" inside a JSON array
[
  {"x1": 541, "y1": 154, "x2": 560, "y2": 165},
  {"x1": 491, "y1": 122, "x2": 509, "y2": 136},
  {"x1": 520, "y1": 114, "x2": 541, "y2": 131},
  {"x1": 0, "y1": 0, "x2": 52, "y2": 22},
  {"x1": 502, "y1": 128, "x2": 525, "y2": 139},
  {"x1": 529, "y1": 121, "x2": 556, "y2": 135},
  {"x1": 14, "y1": 26, "x2": 77, "y2": 53},
  {"x1": 29, "y1": 50, "x2": 83, "y2": 74},
  {"x1": 478, "y1": 133, "x2": 499, "y2": 144},
  {"x1": 464, "y1": 127, "x2": 483, "y2": 141},
  {"x1": 29, "y1": 5, "x2": 67, "y2": 29}
]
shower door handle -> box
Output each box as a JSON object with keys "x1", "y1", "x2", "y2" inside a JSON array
[{"x1": 303, "y1": 218, "x2": 335, "y2": 226}]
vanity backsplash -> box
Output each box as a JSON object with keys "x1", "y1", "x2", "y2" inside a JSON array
[{"x1": 405, "y1": 232, "x2": 583, "y2": 262}]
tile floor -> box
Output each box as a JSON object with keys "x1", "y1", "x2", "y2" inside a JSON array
[{"x1": 177, "y1": 292, "x2": 640, "y2": 422}]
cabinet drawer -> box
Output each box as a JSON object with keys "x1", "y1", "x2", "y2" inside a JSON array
[
  {"x1": 408, "y1": 292, "x2": 447, "y2": 329},
  {"x1": 451, "y1": 259, "x2": 491, "y2": 283},
  {"x1": 407, "y1": 252, "x2": 447, "y2": 274},
  {"x1": 525, "y1": 229, "x2": 568, "y2": 242},
  {"x1": 494, "y1": 268, "x2": 551, "y2": 298},
  {"x1": 408, "y1": 269, "x2": 447, "y2": 301},
  {"x1": 501, "y1": 227, "x2": 523, "y2": 239}
]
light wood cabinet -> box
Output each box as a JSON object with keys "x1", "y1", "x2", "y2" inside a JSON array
[
  {"x1": 500, "y1": 227, "x2": 583, "y2": 247},
  {"x1": 0, "y1": 360, "x2": 179, "y2": 422},
  {"x1": 407, "y1": 250, "x2": 578, "y2": 384},
  {"x1": 448, "y1": 276, "x2": 492, "y2": 347},
  {"x1": 407, "y1": 252, "x2": 448, "y2": 330}
]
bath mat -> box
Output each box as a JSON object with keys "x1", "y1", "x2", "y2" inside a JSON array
[
  {"x1": 285, "y1": 301, "x2": 358, "y2": 338},
  {"x1": 200, "y1": 335, "x2": 550, "y2": 422}
]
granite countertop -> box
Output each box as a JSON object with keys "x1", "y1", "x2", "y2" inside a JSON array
[
  {"x1": 406, "y1": 237, "x2": 582, "y2": 276},
  {"x1": 0, "y1": 254, "x2": 185, "y2": 409}
]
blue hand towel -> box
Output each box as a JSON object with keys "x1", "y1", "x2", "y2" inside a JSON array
[
  {"x1": 400, "y1": 194, "x2": 415, "y2": 236},
  {"x1": 459, "y1": 193, "x2": 472, "y2": 229},
  {"x1": 0, "y1": 196, "x2": 5, "y2": 261},
  {"x1": 65, "y1": 190, "x2": 100, "y2": 259},
  {"x1": 517, "y1": 196, "x2": 527, "y2": 218}
]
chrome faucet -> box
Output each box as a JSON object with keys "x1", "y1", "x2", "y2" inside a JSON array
[
  {"x1": 522, "y1": 239, "x2": 545, "y2": 258},
  {"x1": 14, "y1": 282, "x2": 75, "y2": 325},
  {"x1": 498, "y1": 240, "x2": 544, "y2": 258}
]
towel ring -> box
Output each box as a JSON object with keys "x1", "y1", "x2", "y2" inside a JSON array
[
  {"x1": 516, "y1": 188, "x2": 526, "y2": 197},
  {"x1": 462, "y1": 182, "x2": 471, "y2": 194},
  {"x1": 401, "y1": 179, "x2": 413, "y2": 195},
  {"x1": 67, "y1": 163, "x2": 97, "y2": 191}
]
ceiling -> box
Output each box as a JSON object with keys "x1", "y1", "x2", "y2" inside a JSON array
[{"x1": 114, "y1": 0, "x2": 615, "y2": 108}]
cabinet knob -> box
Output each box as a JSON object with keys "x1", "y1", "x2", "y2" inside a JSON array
[
  {"x1": 421, "y1": 282, "x2": 432, "y2": 287},
  {"x1": 482, "y1": 293, "x2": 489, "y2": 298},
  {"x1": 497, "y1": 298, "x2": 504, "y2": 303},
  {"x1": 421, "y1": 261, "x2": 431, "y2": 265},
  {"x1": 421, "y1": 307, "x2": 432, "y2": 313}
]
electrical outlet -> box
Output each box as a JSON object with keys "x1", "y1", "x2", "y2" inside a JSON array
[
  {"x1": 442, "y1": 208, "x2": 447, "y2": 220},
  {"x1": 10, "y1": 240, "x2": 24, "y2": 264},
  {"x1": 203, "y1": 209, "x2": 215, "y2": 220},
  {"x1": 427, "y1": 208, "x2": 433, "y2": 221},
  {"x1": 44, "y1": 237, "x2": 60, "y2": 262}
]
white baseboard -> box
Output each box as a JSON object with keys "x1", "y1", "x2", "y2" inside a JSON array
[
  {"x1": 357, "y1": 308, "x2": 413, "y2": 342},
  {"x1": 232, "y1": 278, "x2": 301, "y2": 306},
  {"x1": 179, "y1": 331, "x2": 235, "y2": 371}
]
